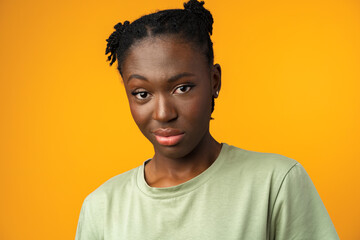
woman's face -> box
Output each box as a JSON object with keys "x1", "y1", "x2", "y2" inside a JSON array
[{"x1": 121, "y1": 35, "x2": 221, "y2": 159}]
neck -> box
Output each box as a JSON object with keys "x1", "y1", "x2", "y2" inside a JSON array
[{"x1": 144, "y1": 133, "x2": 222, "y2": 188}]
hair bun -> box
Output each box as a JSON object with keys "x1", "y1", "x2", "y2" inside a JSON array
[
  {"x1": 183, "y1": 0, "x2": 205, "y2": 11},
  {"x1": 183, "y1": 0, "x2": 213, "y2": 35},
  {"x1": 105, "y1": 21, "x2": 130, "y2": 66},
  {"x1": 114, "y1": 21, "x2": 130, "y2": 32}
]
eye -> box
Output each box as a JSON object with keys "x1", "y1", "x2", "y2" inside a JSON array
[
  {"x1": 131, "y1": 91, "x2": 150, "y2": 100},
  {"x1": 174, "y1": 85, "x2": 193, "y2": 94}
]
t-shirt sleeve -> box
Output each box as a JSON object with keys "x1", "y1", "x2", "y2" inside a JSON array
[
  {"x1": 75, "y1": 196, "x2": 103, "y2": 240},
  {"x1": 270, "y1": 163, "x2": 339, "y2": 240}
]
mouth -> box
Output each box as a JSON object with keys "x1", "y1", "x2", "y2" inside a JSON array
[{"x1": 152, "y1": 128, "x2": 185, "y2": 146}]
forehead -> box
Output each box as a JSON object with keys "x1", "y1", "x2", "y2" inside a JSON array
[{"x1": 121, "y1": 36, "x2": 209, "y2": 80}]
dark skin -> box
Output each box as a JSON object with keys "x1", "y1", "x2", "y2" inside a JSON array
[{"x1": 121, "y1": 35, "x2": 222, "y2": 188}]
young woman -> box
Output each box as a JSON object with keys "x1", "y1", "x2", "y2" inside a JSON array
[{"x1": 75, "y1": 0, "x2": 339, "y2": 239}]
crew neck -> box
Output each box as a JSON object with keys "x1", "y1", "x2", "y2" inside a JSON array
[{"x1": 136, "y1": 143, "x2": 229, "y2": 199}]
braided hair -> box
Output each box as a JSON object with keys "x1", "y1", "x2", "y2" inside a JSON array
[{"x1": 105, "y1": 0, "x2": 216, "y2": 112}]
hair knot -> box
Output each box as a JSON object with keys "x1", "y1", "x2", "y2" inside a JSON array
[
  {"x1": 114, "y1": 21, "x2": 130, "y2": 32},
  {"x1": 105, "y1": 21, "x2": 130, "y2": 66},
  {"x1": 183, "y1": 0, "x2": 213, "y2": 35},
  {"x1": 183, "y1": 0, "x2": 205, "y2": 12}
]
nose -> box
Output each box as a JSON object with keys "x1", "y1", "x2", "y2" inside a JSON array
[{"x1": 152, "y1": 94, "x2": 178, "y2": 122}]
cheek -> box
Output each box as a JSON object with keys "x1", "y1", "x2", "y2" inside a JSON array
[
  {"x1": 128, "y1": 102, "x2": 149, "y2": 130},
  {"x1": 182, "y1": 91, "x2": 212, "y2": 124}
]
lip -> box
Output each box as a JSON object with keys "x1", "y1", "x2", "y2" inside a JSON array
[{"x1": 153, "y1": 128, "x2": 185, "y2": 146}]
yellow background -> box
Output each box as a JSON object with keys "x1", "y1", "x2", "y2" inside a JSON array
[{"x1": 0, "y1": 0, "x2": 359, "y2": 239}]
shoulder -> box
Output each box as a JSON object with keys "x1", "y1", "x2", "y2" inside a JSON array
[
  {"x1": 222, "y1": 143, "x2": 299, "y2": 176},
  {"x1": 218, "y1": 143, "x2": 305, "y2": 203},
  {"x1": 75, "y1": 165, "x2": 143, "y2": 239},
  {"x1": 83, "y1": 165, "x2": 140, "y2": 207}
]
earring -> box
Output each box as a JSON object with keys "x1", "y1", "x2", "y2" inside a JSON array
[{"x1": 215, "y1": 90, "x2": 219, "y2": 97}]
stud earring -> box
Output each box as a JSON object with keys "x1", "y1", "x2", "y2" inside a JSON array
[{"x1": 215, "y1": 90, "x2": 219, "y2": 97}]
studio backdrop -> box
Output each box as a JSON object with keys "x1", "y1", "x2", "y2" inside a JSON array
[{"x1": 0, "y1": 0, "x2": 359, "y2": 239}]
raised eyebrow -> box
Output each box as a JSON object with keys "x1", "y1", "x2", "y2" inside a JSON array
[
  {"x1": 127, "y1": 72, "x2": 195, "y2": 83},
  {"x1": 167, "y1": 72, "x2": 195, "y2": 83},
  {"x1": 127, "y1": 74, "x2": 148, "y2": 83}
]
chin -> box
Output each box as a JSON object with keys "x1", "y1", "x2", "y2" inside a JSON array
[
  {"x1": 145, "y1": 129, "x2": 209, "y2": 160},
  {"x1": 153, "y1": 136, "x2": 207, "y2": 160},
  {"x1": 153, "y1": 144, "x2": 190, "y2": 159}
]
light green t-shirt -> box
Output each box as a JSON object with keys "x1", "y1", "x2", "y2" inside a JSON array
[{"x1": 75, "y1": 143, "x2": 339, "y2": 240}]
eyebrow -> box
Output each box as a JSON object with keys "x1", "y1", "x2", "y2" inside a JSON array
[{"x1": 127, "y1": 72, "x2": 195, "y2": 83}]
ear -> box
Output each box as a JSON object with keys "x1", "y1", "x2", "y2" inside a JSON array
[{"x1": 211, "y1": 63, "x2": 221, "y2": 98}]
